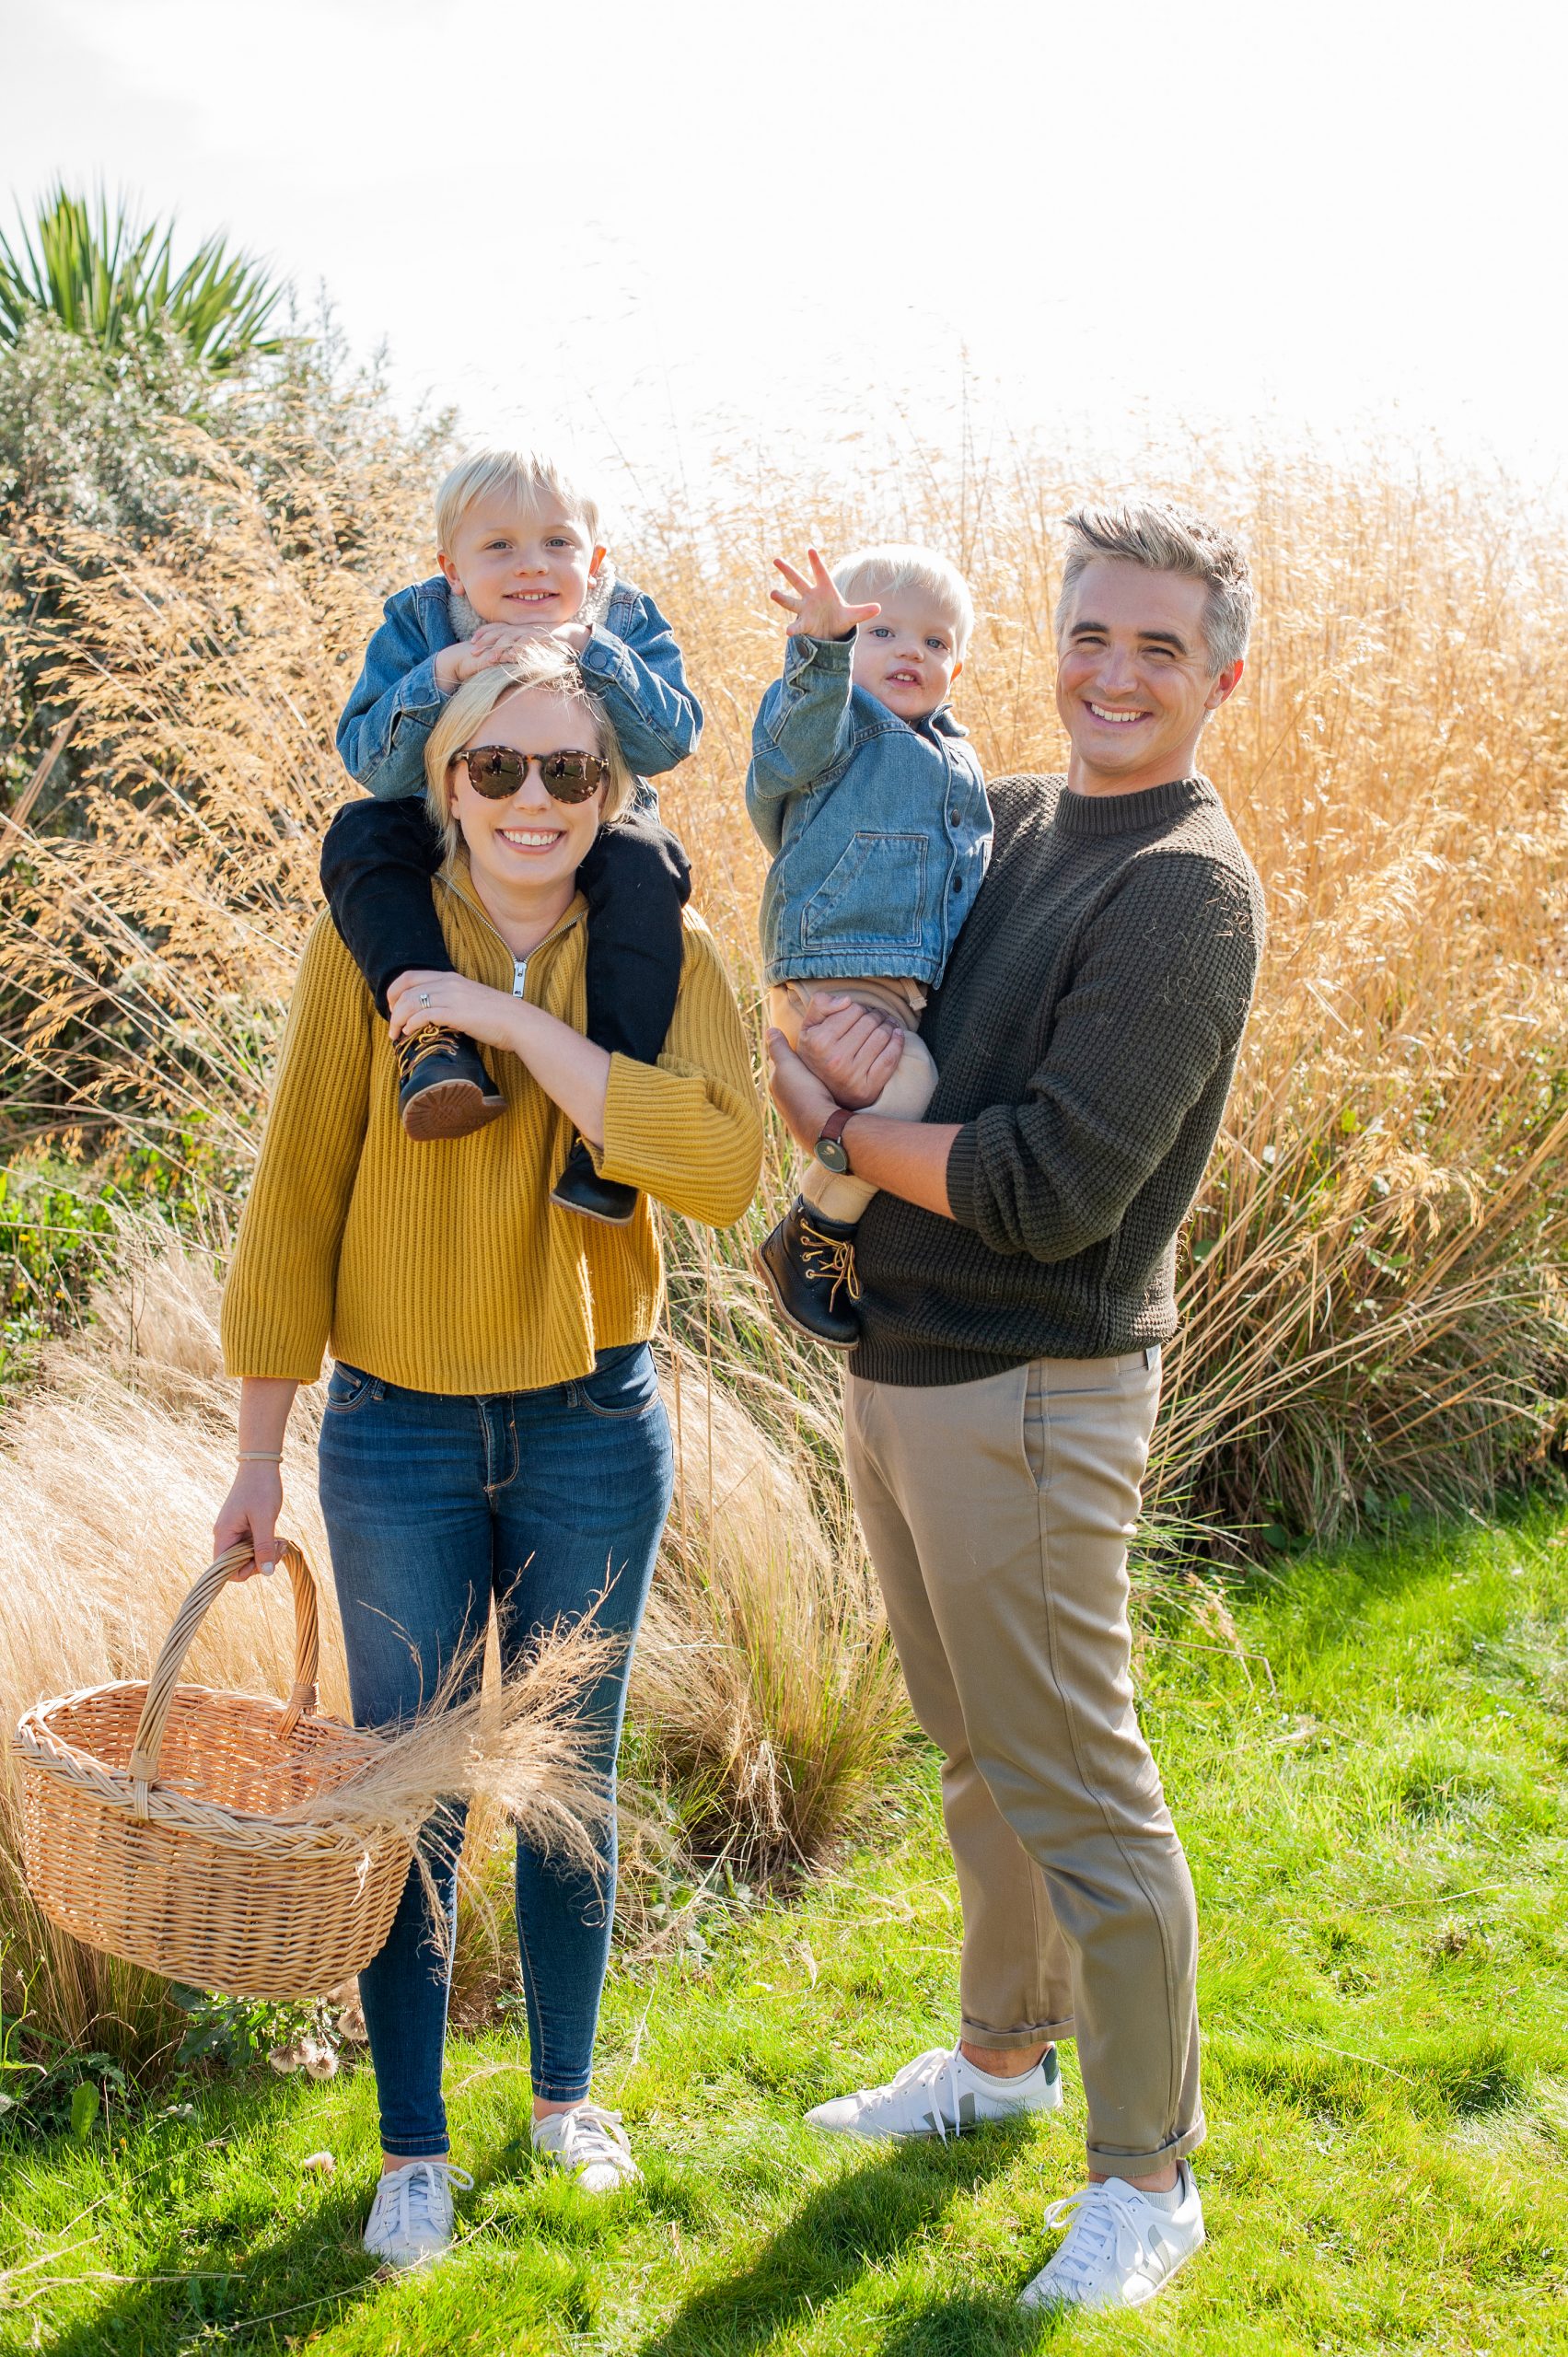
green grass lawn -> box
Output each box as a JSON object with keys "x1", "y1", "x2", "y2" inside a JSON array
[{"x1": 6, "y1": 1508, "x2": 1568, "y2": 2355}]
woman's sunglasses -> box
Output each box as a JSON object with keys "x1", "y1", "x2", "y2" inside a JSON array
[{"x1": 450, "y1": 745, "x2": 610, "y2": 804}]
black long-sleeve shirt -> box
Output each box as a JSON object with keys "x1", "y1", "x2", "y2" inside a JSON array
[{"x1": 849, "y1": 772, "x2": 1266, "y2": 1387}]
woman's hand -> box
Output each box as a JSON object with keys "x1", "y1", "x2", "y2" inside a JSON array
[
  {"x1": 212, "y1": 1461, "x2": 284, "y2": 1578},
  {"x1": 795, "y1": 996, "x2": 905, "y2": 1109},
  {"x1": 388, "y1": 970, "x2": 522, "y2": 1051},
  {"x1": 215, "y1": 1376, "x2": 298, "y2": 1577},
  {"x1": 771, "y1": 547, "x2": 881, "y2": 642},
  {"x1": 390, "y1": 970, "x2": 614, "y2": 1144}
]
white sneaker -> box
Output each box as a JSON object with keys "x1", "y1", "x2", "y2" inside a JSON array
[
  {"x1": 362, "y1": 2159, "x2": 473, "y2": 2269},
  {"x1": 1019, "y1": 2160, "x2": 1204, "y2": 2312},
  {"x1": 531, "y1": 2101, "x2": 641, "y2": 2193},
  {"x1": 806, "y1": 2042, "x2": 1063, "y2": 2142}
]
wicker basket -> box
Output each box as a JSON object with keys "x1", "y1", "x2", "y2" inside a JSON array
[{"x1": 13, "y1": 1541, "x2": 412, "y2": 2000}]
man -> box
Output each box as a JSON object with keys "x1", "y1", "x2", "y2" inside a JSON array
[{"x1": 766, "y1": 501, "x2": 1266, "y2": 2315}]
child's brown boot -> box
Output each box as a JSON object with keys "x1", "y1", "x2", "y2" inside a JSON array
[
  {"x1": 395, "y1": 1027, "x2": 505, "y2": 1142},
  {"x1": 756, "y1": 1198, "x2": 861, "y2": 1351}
]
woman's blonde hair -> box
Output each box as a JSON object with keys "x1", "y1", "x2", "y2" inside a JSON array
[{"x1": 424, "y1": 643, "x2": 636, "y2": 859}]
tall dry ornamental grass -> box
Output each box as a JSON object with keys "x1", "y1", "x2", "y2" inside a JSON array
[
  {"x1": 0, "y1": 1225, "x2": 905, "y2": 2061},
  {"x1": 4, "y1": 407, "x2": 1563, "y2": 1528},
  {"x1": 1, "y1": 346, "x2": 1565, "y2": 2062}
]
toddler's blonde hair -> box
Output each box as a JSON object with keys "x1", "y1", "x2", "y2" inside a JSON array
[
  {"x1": 424, "y1": 643, "x2": 635, "y2": 861},
  {"x1": 831, "y1": 542, "x2": 975, "y2": 655},
  {"x1": 435, "y1": 448, "x2": 602, "y2": 554}
]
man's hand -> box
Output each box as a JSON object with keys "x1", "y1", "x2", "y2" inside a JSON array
[
  {"x1": 795, "y1": 996, "x2": 905, "y2": 1109},
  {"x1": 771, "y1": 547, "x2": 881, "y2": 642},
  {"x1": 765, "y1": 1028, "x2": 841, "y2": 1155},
  {"x1": 388, "y1": 969, "x2": 520, "y2": 1051}
]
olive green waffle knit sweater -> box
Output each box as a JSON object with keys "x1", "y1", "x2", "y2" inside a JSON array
[
  {"x1": 222, "y1": 864, "x2": 761, "y2": 1396},
  {"x1": 849, "y1": 773, "x2": 1266, "y2": 1387}
]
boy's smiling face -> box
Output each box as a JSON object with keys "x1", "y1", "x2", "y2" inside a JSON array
[
  {"x1": 852, "y1": 588, "x2": 963, "y2": 722},
  {"x1": 439, "y1": 494, "x2": 606, "y2": 629}
]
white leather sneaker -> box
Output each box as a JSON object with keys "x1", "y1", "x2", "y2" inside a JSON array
[
  {"x1": 1019, "y1": 2160, "x2": 1204, "y2": 2311},
  {"x1": 806, "y1": 2042, "x2": 1063, "y2": 2142},
  {"x1": 362, "y1": 2159, "x2": 473, "y2": 2269},
  {"x1": 531, "y1": 2101, "x2": 641, "y2": 2192}
]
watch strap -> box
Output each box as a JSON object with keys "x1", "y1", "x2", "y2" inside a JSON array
[{"x1": 814, "y1": 1104, "x2": 855, "y2": 1175}]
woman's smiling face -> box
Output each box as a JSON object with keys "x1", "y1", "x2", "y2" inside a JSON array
[{"x1": 448, "y1": 686, "x2": 606, "y2": 906}]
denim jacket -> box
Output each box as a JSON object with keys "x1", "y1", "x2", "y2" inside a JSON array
[
  {"x1": 335, "y1": 572, "x2": 703, "y2": 807},
  {"x1": 746, "y1": 633, "x2": 993, "y2": 987}
]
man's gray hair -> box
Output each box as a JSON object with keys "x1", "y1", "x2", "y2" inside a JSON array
[{"x1": 1055, "y1": 500, "x2": 1253, "y2": 673}]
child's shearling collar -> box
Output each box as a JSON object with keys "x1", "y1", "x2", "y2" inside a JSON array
[{"x1": 447, "y1": 563, "x2": 617, "y2": 644}]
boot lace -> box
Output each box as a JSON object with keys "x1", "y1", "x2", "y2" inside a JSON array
[
  {"x1": 799, "y1": 1219, "x2": 862, "y2": 1310},
  {"x1": 395, "y1": 1024, "x2": 462, "y2": 1084}
]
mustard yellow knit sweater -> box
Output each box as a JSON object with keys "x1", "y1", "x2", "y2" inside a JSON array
[{"x1": 221, "y1": 865, "x2": 762, "y2": 1395}]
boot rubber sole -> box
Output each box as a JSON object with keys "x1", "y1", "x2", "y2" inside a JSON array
[
  {"x1": 549, "y1": 1183, "x2": 638, "y2": 1225},
  {"x1": 752, "y1": 1247, "x2": 859, "y2": 1353},
  {"x1": 401, "y1": 1080, "x2": 505, "y2": 1143}
]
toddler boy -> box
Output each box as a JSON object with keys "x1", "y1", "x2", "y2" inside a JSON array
[
  {"x1": 321, "y1": 449, "x2": 700, "y2": 1222},
  {"x1": 747, "y1": 544, "x2": 990, "y2": 1345}
]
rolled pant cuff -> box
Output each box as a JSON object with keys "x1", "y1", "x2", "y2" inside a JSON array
[
  {"x1": 959, "y1": 2014, "x2": 1074, "y2": 2050},
  {"x1": 533, "y1": 2077, "x2": 593, "y2": 2105},
  {"x1": 1086, "y1": 2111, "x2": 1206, "y2": 2177},
  {"x1": 381, "y1": 2131, "x2": 451, "y2": 2158}
]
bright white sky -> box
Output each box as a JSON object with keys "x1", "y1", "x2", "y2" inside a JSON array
[{"x1": 6, "y1": 0, "x2": 1566, "y2": 523}]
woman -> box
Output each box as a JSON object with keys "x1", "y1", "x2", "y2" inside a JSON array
[{"x1": 214, "y1": 642, "x2": 761, "y2": 2268}]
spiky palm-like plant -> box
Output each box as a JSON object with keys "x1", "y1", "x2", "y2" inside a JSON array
[{"x1": 0, "y1": 183, "x2": 285, "y2": 372}]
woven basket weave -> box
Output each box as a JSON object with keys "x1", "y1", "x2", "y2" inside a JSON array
[{"x1": 13, "y1": 1541, "x2": 412, "y2": 2000}]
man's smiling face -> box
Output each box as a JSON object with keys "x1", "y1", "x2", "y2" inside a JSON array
[{"x1": 1055, "y1": 557, "x2": 1241, "y2": 795}]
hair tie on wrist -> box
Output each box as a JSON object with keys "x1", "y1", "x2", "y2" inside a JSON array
[{"x1": 238, "y1": 1450, "x2": 284, "y2": 1462}]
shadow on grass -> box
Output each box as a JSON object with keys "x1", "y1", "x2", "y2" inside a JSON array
[
  {"x1": 633, "y1": 2121, "x2": 1054, "y2": 2357},
  {"x1": 30, "y1": 2073, "x2": 383, "y2": 2357},
  {"x1": 42, "y1": 2186, "x2": 380, "y2": 2357},
  {"x1": 42, "y1": 2109, "x2": 639, "y2": 2355},
  {"x1": 879, "y1": 2292, "x2": 1062, "y2": 2355}
]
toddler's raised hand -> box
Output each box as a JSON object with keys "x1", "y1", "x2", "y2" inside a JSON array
[{"x1": 771, "y1": 547, "x2": 880, "y2": 642}]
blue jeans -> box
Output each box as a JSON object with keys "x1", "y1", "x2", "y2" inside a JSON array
[{"x1": 315, "y1": 1343, "x2": 673, "y2": 2154}]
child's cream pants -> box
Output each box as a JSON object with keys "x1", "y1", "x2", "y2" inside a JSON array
[{"x1": 768, "y1": 977, "x2": 937, "y2": 1223}]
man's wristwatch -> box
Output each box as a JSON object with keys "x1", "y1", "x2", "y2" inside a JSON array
[{"x1": 815, "y1": 1107, "x2": 855, "y2": 1174}]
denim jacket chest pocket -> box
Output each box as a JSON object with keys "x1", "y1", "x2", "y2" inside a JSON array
[{"x1": 803, "y1": 830, "x2": 931, "y2": 953}]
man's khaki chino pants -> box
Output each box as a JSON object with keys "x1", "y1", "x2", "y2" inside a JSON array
[{"x1": 844, "y1": 1349, "x2": 1204, "y2": 2174}]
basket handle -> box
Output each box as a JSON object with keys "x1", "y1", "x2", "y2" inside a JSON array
[{"x1": 125, "y1": 1539, "x2": 320, "y2": 1814}]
